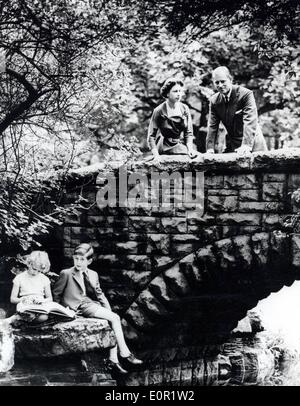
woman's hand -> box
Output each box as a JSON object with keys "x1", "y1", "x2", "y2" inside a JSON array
[
  {"x1": 151, "y1": 150, "x2": 161, "y2": 165},
  {"x1": 187, "y1": 146, "x2": 200, "y2": 159}
]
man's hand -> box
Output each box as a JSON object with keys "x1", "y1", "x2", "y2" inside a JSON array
[
  {"x1": 235, "y1": 145, "x2": 252, "y2": 155},
  {"x1": 205, "y1": 149, "x2": 215, "y2": 154}
]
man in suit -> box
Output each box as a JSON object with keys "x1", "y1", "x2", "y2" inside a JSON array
[
  {"x1": 53, "y1": 243, "x2": 142, "y2": 375},
  {"x1": 206, "y1": 66, "x2": 267, "y2": 154}
]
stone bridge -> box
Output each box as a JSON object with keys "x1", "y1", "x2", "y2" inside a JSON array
[{"x1": 59, "y1": 149, "x2": 300, "y2": 351}]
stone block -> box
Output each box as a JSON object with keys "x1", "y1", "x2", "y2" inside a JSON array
[
  {"x1": 164, "y1": 263, "x2": 191, "y2": 296},
  {"x1": 232, "y1": 235, "x2": 252, "y2": 270},
  {"x1": 187, "y1": 213, "x2": 215, "y2": 223},
  {"x1": 124, "y1": 302, "x2": 155, "y2": 331},
  {"x1": 110, "y1": 255, "x2": 150, "y2": 271},
  {"x1": 14, "y1": 318, "x2": 116, "y2": 359},
  {"x1": 251, "y1": 232, "x2": 270, "y2": 267},
  {"x1": 179, "y1": 253, "x2": 203, "y2": 286},
  {"x1": 86, "y1": 216, "x2": 129, "y2": 230},
  {"x1": 188, "y1": 226, "x2": 222, "y2": 244},
  {"x1": 71, "y1": 226, "x2": 96, "y2": 240},
  {"x1": 147, "y1": 234, "x2": 170, "y2": 255},
  {"x1": 216, "y1": 213, "x2": 261, "y2": 226},
  {"x1": 152, "y1": 256, "x2": 176, "y2": 269},
  {"x1": 214, "y1": 239, "x2": 236, "y2": 271},
  {"x1": 239, "y1": 189, "x2": 260, "y2": 202},
  {"x1": 170, "y1": 242, "x2": 195, "y2": 255},
  {"x1": 174, "y1": 207, "x2": 187, "y2": 217},
  {"x1": 207, "y1": 195, "x2": 238, "y2": 212},
  {"x1": 170, "y1": 234, "x2": 199, "y2": 243},
  {"x1": 121, "y1": 270, "x2": 152, "y2": 288},
  {"x1": 221, "y1": 226, "x2": 240, "y2": 238},
  {"x1": 224, "y1": 174, "x2": 258, "y2": 189},
  {"x1": 115, "y1": 241, "x2": 146, "y2": 255},
  {"x1": 263, "y1": 173, "x2": 286, "y2": 182},
  {"x1": 195, "y1": 245, "x2": 217, "y2": 273},
  {"x1": 238, "y1": 202, "x2": 284, "y2": 212},
  {"x1": 161, "y1": 217, "x2": 187, "y2": 233},
  {"x1": 128, "y1": 217, "x2": 161, "y2": 233},
  {"x1": 208, "y1": 189, "x2": 238, "y2": 196},
  {"x1": 262, "y1": 182, "x2": 285, "y2": 201},
  {"x1": 205, "y1": 175, "x2": 224, "y2": 188},
  {"x1": 262, "y1": 214, "x2": 283, "y2": 227},
  {"x1": 136, "y1": 290, "x2": 169, "y2": 320},
  {"x1": 150, "y1": 206, "x2": 175, "y2": 217},
  {"x1": 149, "y1": 276, "x2": 178, "y2": 308}
]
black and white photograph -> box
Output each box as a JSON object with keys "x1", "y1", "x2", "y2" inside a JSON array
[{"x1": 0, "y1": 0, "x2": 300, "y2": 389}]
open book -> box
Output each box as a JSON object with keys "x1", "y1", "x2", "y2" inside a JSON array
[{"x1": 17, "y1": 301, "x2": 76, "y2": 319}]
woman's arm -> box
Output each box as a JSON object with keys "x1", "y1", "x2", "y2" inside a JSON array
[{"x1": 147, "y1": 109, "x2": 160, "y2": 159}]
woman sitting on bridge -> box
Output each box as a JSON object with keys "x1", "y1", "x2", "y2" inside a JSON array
[{"x1": 147, "y1": 78, "x2": 199, "y2": 163}]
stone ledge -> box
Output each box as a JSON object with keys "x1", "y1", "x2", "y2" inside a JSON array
[
  {"x1": 66, "y1": 149, "x2": 300, "y2": 183},
  {"x1": 14, "y1": 317, "x2": 116, "y2": 359}
]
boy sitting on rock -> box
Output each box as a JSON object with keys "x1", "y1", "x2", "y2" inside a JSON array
[{"x1": 53, "y1": 243, "x2": 142, "y2": 374}]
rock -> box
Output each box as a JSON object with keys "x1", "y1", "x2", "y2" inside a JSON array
[
  {"x1": 13, "y1": 318, "x2": 116, "y2": 359},
  {"x1": 164, "y1": 263, "x2": 191, "y2": 296},
  {"x1": 232, "y1": 317, "x2": 252, "y2": 334},
  {"x1": 136, "y1": 290, "x2": 169, "y2": 319}
]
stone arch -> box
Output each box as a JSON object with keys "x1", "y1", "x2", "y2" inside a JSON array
[{"x1": 122, "y1": 231, "x2": 295, "y2": 347}]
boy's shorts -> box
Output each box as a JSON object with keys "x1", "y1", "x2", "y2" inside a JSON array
[{"x1": 77, "y1": 299, "x2": 104, "y2": 318}]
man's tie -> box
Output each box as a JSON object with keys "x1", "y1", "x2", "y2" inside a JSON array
[
  {"x1": 224, "y1": 95, "x2": 229, "y2": 104},
  {"x1": 83, "y1": 272, "x2": 97, "y2": 301}
]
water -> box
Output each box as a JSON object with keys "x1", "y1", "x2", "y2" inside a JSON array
[{"x1": 0, "y1": 321, "x2": 14, "y2": 373}]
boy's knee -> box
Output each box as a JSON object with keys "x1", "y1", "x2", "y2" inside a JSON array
[
  {"x1": 111, "y1": 312, "x2": 120, "y2": 323},
  {"x1": 36, "y1": 314, "x2": 49, "y2": 323}
]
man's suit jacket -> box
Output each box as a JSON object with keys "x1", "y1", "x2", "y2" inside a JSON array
[
  {"x1": 52, "y1": 267, "x2": 107, "y2": 311},
  {"x1": 206, "y1": 85, "x2": 267, "y2": 153}
]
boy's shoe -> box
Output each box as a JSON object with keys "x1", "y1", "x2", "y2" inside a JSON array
[
  {"x1": 107, "y1": 360, "x2": 128, "y2": 375},
  {"x1": 120, "y1": 353, "x2": 143, "y2": 366}
]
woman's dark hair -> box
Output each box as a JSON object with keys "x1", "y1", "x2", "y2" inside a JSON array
[{"x1": 160, "y1": 78, "x2": 184, "y2": 98}]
